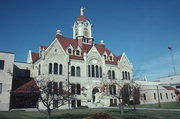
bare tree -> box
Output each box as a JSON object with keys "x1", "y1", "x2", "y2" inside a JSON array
[
  {"x1": 99, "y1": 81, "x2": 126, "y2": 115},
  {"x1": 31, "y1": 77, "x2": 75, "y2": 119},
  {"x1": 99, "y1": 80, "x2": 141, "y2": 115},
  {"x1": 129, "y1": 80, "x2": 141, "y2": 110}
]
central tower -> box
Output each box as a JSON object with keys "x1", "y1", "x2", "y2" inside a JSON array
[{"x1": 73, "y1": 8, "x2": 93, "y2": 45}]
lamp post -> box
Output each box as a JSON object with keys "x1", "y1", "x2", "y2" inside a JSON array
[{"x1": 67, "y1": 55, "x2": 70, "y2": 109}]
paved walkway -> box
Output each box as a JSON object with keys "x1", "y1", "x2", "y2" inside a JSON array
[
  {"x1": 125, "y1": 107, "x2": 180, "y2": 111},
  {"x1": 107, "y1": 107, "x2": 180, "y2": 112}
]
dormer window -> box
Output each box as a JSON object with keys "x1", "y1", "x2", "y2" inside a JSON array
[
  {"x1": 104, "y1": 55, "x2": 107, "y2": 60},
  {"x1": 110, "y1": 56, "x2": 113, "y2": 61},
  {"x1": 68, "y1": 48, "x2": 72, "y2": 54},
  {"x1": 76, "y1": 50, "x2": 80, "y2": 55}
]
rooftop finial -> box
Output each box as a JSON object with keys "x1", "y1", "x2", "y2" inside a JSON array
[
  {"x1": 100, "y1": 40, "x2": 104, "y2": 44},
  {"x1": 56, "y1": 29, "x2": 62, "y2": 35},
  {"x1": 80, "y1": 7, "x2": 85, "y2": 16}
]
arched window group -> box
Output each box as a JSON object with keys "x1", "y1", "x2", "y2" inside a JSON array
[
  {"x1": 122, "y1": 71, "x2": 130, "y2": 80},
  {"x1": 47, "y1": 81, "x2": 63, "y2": 95},
  {"x1": 49, "y1": 63, "x2": 63, "y2": 75},
  {"x1": 88, "y1": 65, "x2": 102, "y2": 78},
  {"x1": 71, "y1": 66, "x2": 81, "y2": 77},
  {"x1": 108, "y1": 70, "x2": 116, "y2": 79}
]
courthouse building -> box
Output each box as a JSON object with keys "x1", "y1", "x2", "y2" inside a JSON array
[{"x1": 0, "y1": 8, "x2": 177, "y2": 111}]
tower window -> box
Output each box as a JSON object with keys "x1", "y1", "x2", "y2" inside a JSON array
[{"x1": 84, "y1": 28, "x2": 88, "y2": 37}]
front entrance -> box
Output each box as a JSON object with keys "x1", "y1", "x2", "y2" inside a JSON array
[{"x1": 92, "y1": 88, "x2": 99, "y2": 103}]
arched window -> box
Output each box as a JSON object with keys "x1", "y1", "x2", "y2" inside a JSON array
[
  {"x1": 88, "y1": 65, "x2": 91, "y2": 77},
  {"x1": 160, "y1": 93, "x2": 162, "y2": 99},
  {"x1": 76, "y1": 67, "x2": 80, "y2": 77},
  {"x1": 113, "y1": 85, "x2": 116, "y2": 94},
  {"x1": 125, "y1": 71, "x2": 127, "y2": 79},
  {"x1": 122, "y1": 71, "x2": 124, "y2": 80},
  {"x1": 112, "y1": 70, "x2": 115, "y2": 79},
  {"x1": 68, "y1": 48, "x2": 72, "y2": 54},
  {"x1": 71, "y1": 66, "x2": 75, "y2": 76},
  {"x1": 108, "y1": 70, "x2": 111, "y2": 79},
  {"x1": 38, "y1": 64, "x2": 41, "y2": 75},
  {"x1": 92, "y1": 65, "x2": 95, "y2": 77},
  {"x1": 76, "y1": 50, "x2": 80, "y2": 55},
  {"x1": 100, "y1": 67, "x2": 102, "y2": 78},
  {"x1": 166, "y1": 93, "x2": 168, "y2": 99},
  {"x1": 49, "y1": 63, "x2": 52, "y2": 74},
  {"x1": 54, "y1": 63, "x2": 58, "y2": 74},
  {"x1": 84, "y1": 28, "x2": 89, "y2": 37},
  {"x1": 128, "y1": 72, "x2": 130, "y2": 80},
  {"x1": 96, "y1": 65, "x2": 99, "y2": 78},
  {"x1": 109, "y1": 85, "x2": 116, "y2": 95},
  {"x1": 59, "y1": 64, "x2": 63, "y2": 75}
]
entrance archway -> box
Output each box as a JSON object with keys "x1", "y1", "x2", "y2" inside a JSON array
[{"x1": 92, "y1": 88, "x2": 99, "y2": 102}]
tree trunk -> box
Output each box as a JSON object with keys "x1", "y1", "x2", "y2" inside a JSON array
[
  {"x1": 133, "y1": 99, "x2": 136, "y2": 110},
  {"x1": 47, "y1": 109, "x2": 51, "y2": 119},
  {"x1": 119, "y1": 103, "x2": 124, "y2": 115}
]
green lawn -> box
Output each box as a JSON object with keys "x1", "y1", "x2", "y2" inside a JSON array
[{"x1": 0, "y1": 102, "x2": 180, "y2": 119}]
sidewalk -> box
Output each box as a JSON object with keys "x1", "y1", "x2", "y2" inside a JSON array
[
  {"x1": 125, "y1": 107, "x2": 180, "y2": 111},
  {"x1": 107, "y1": 106, "x2": 180, "y2": 111}
]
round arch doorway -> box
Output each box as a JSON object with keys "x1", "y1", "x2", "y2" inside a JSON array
[{"x1": 92, "y1": 88, "x2": 99, "y2": 103}]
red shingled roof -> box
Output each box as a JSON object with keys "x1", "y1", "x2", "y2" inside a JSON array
[
  {"x1": 56, "y1": 35, "x2": 78, "y2": 49},
  {"x1": 95, "y1": 44, "x2": 111, "y2": 55},
  {"x1": 31, "y1": 52, "x2": 39, "y2": 63},
  {"x1": 163, "y1": 86, "x2": 180, "y2": 92},
  {"x1": 31, "y1": 34, "x2": 122, "y2": 64},
  {"x1": 76, "y1": 16, "x2": 87, "y2": 21},
  {"x1": 13, "y1": 80, "x2": 40, "y2": 93}
]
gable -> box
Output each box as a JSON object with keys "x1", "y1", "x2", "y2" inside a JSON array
[
  {"x1": 44, "y1": 38, "x2": 68, "y2": 61},
  {"x1": 87, "y1": 45, "x2": 102, "y2": 62},
  {"x1": 119, "y1": 53, "x2": 132, "y2": 68}
]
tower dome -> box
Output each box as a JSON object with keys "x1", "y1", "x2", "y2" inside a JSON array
[
  {"x1": 73, "y1": 7, "x2": 93, "y2": 39},
  {"x1": 76, "y1": 16, "x2": 88, "y2": 22}
]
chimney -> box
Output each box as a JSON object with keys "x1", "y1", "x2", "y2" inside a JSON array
[
  {"x1": 100, "y1": 40, "x2": 105, "y2": 47},
  {"x1": 77, "y1": 36, "x2": 83, "y2": 48}
]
